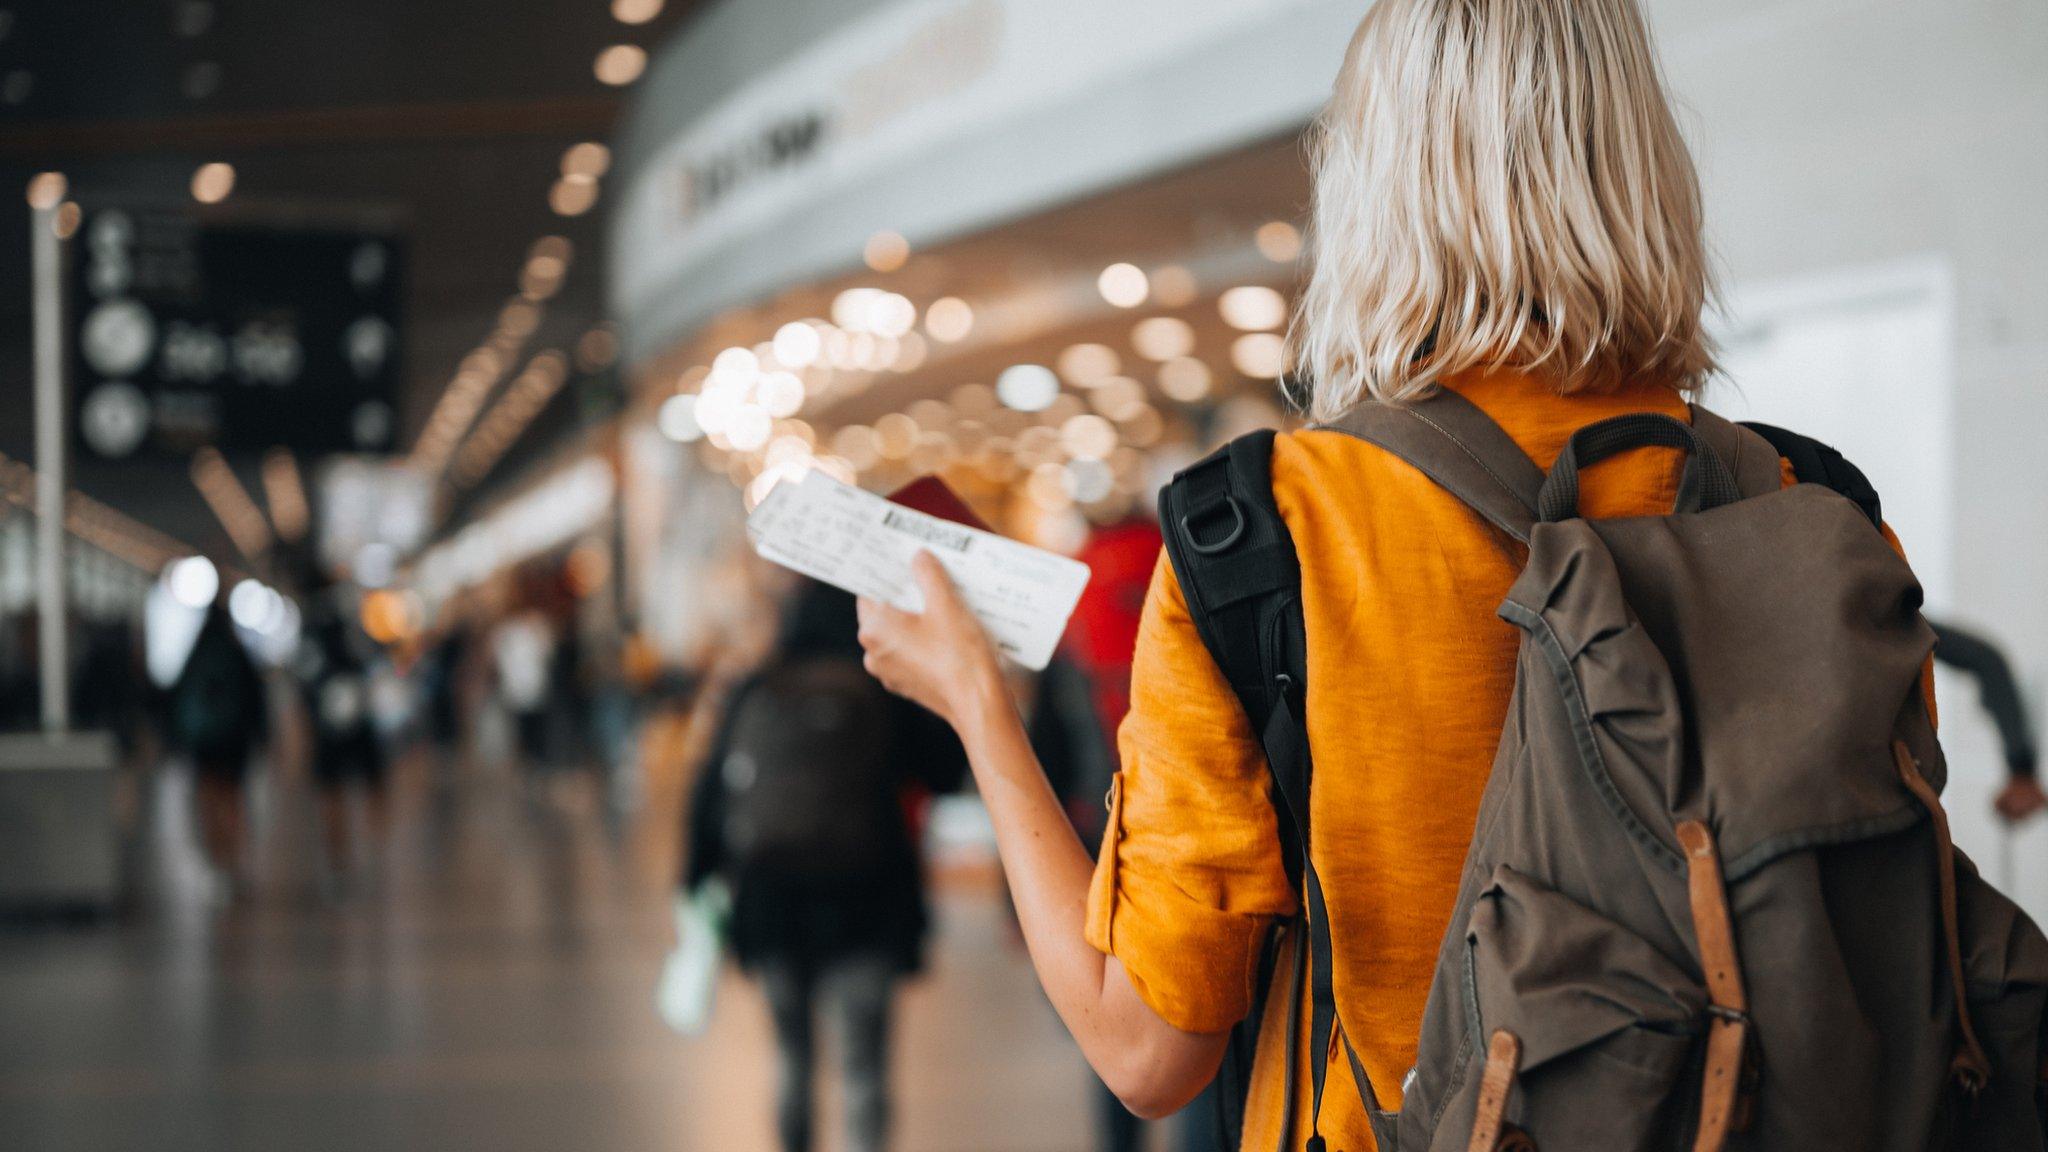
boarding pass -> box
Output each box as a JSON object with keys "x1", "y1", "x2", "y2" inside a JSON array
[{"x1": 746, "y1": 470, "x2": 1090, "y2": 671}]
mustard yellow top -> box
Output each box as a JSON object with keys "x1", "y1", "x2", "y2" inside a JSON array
[{"x1": 1084, "y1": 370, "x2": 1928, "y2": 1151}]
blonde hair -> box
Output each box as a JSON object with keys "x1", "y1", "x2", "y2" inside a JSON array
[{"x1": 1294, "y1": 0, "x2": 1715, "y2": 420}]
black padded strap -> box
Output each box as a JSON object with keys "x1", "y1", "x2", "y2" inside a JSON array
[
  {"x1": 1740, "y1": 420, "x2": 1884, "y2": 529},
  {"x1": 1319, "y1": 389, "x2": 1542, "y2": 544},
  {"x1": 1164, "y1": 431, "x2": 1385, "y2": 1149}
]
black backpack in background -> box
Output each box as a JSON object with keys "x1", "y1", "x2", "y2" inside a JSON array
[{"x1": 719, "y1": 656, "x2": 903, "y2": 881}]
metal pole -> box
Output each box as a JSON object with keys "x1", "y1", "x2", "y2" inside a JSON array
[{"x1": 31, "y1": 202, "x2": 69, "y2": 734}]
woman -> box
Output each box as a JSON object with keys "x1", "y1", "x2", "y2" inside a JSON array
[{"x1": 857, "y1": 1, "x2": 1748, "y2": 1149}]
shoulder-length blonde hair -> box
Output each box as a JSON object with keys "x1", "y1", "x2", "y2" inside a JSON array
[{"x1": 1294, "y1": 0, "x2": 1714, "y2": 420}]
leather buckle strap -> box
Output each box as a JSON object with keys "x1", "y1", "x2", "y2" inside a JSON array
[
  {"x1": 1467, "y1": 1029, "x2": 1524, "y2": 1152},
  {"x1": 1676, "y1": 820, "x2": 1753, "y2": 1152}
]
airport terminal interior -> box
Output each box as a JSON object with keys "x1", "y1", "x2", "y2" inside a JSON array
[{"x1": 2, "y1": 1, "x2": 2047, "y2": 1150}]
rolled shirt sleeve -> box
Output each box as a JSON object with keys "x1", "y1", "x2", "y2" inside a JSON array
[{"x1": 1084, "y1": 554, "x2": 1299, "y2": 1035}]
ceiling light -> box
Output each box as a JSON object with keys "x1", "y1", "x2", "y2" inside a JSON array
[
  {"x1": 612, "y1": 0, "x2": 664, "y2": 25},
  {"x1": 594, "y1": 44, "x2": 648, "y2": 86},
  {"x1": 499, "y1": 299, "x2": 541, "y2": 338},
  {"x1": 166, "y1": 555, "x2": 219, "y2": 609},
  {"x1": 864, "y1": 230, "x2": 910, "y2": 273},
  {"x1": 1232, "y1": 332, "x2": 1288, "y2": 379},
  {"x1": 832, "y1": 288, "x2": 883, "y2": 332},
  {"x1": 229, "y1": 579, "x2": 281, "y2": 631},
  {"x1": 1060, "y1": 414, "x2": 1118, "y2": 461},
  {"x1": 1089, "y1": 377, "x2": 1148, "y2": 422},
  {"x1": 875, "y1": 413, "x2": 919, "y2": 460},
  {"x1": 562, "y1": 142, "x2": 611, "y2": 180},
  {"x1": 711, "y1": 346, "x2": 761, "y2": 387},
  {"x1": 774, "y1": 321, "x2": 823, "y2": 368},
  {"x1": 996, "y1": 365, "x2": 1060, "y2": 412},
  {"x1": 757, "y1": 371, "x2": 805, "y2": 418},
  {"x1": 1098, "y1": 263, "x2": 1149, "y2": 309},
  {"x1": 550, "y1": 177, "x2": 598, "y2": 216},
  {"x1": 1256, "y1": 221, "x2": 1303, "y2": 263},
  {"x1": 925, "y1": 297, "x2": 974, "y2": 343},
  {"x1": 190, "y1": 162, "x2": 235, "y2": 204},
  {"x1": 726, "y1": 406, "x2": 773, "y2": 452},
  {"x1": 1131, "y1": 317, "x2": 1195, "y2": 361},
  {"x1": 867, "y1": 292, "x2": 917, "y2": 339},
  {"x1": 1056, "y1": 343, "x2": 1121, "y2": 387},
  {"x1": 1220, "y1": 285, "x2": 1289, "y2": 332},
  {"x1": 25, "y1": 171, "x2": 63, "y2": 210}
]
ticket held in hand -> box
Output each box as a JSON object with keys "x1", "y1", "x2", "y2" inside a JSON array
[{"x1": 746, "y1": 470, "x2": 1090, "y2": 671}]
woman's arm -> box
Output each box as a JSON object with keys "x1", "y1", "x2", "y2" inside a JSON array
[{"x1": 857, "y1": 553, "x2": 1228, "y2": 1118}]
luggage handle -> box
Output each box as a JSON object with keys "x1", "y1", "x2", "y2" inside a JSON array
[{"x1": 1538, "y1": 413, "x2": 1742, "y2": 523}]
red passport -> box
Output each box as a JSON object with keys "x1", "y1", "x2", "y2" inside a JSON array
[{"x1": 885, "y1": 475, "x2": 990, "y2": 534}]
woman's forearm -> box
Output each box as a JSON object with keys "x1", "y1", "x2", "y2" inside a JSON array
[
  {"x1": 853, "y1": 557, "x2": 1227, "y2": 1114},
  {"x1": 953, "y1": 671, "x2": 1226, "y2": 1117}
]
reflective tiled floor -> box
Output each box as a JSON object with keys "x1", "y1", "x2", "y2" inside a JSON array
[{"x1": 0, "y1": 728, "x2": 1113, "y2": 1152}]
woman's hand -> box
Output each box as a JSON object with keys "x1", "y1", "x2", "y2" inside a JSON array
[{"x1": 856, "y1": 551, "x2": 1004, "y2": 730}]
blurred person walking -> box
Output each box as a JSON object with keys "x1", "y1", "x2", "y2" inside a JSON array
[
  {"x1": 852, "y1": 1, "x2": 2048, "y2": 1150},
  {"x1": 492, "y1": 607, "x2": 557, "y2": 781},
  {"x1": 294, "y1": 601, "x2": 388, "y2": 887},
  {"x1": 684, "y1": 579, "x2": 962, "y2": 1152},
  {"x1": 167, "y1": 600, "x2": 269, "y2": 892}
]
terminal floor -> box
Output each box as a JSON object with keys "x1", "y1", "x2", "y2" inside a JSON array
[{"x1": 0, "y1": 730, "x2": 1130, "y2": 1152}]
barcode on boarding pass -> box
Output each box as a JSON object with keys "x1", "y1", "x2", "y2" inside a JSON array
[{"x1": 882, "y1": 508, "x2": 973, "y2": 553}]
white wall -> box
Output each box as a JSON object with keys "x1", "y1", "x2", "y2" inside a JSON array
[{"x1": 1655, "y1": 0, "x2": 2048, "y2": 912}]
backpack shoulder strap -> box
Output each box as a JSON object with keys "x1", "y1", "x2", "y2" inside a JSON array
[
  {"x1": 1159, "y1": 430, "x2": 1325, "y2": 1148},
  {"x1": 1160, "y1": 430, "x2": 1392, "y2": 1151},
  {"x1": 1157, "y1": 430, "x2": 1307, "y2": 849},
  {"x1": 1317, "y1": 388, "x2": 1544, "y2": 543},
  {"x1": 1736, "y1": 420, "x2": 1884, "y2": 528}
]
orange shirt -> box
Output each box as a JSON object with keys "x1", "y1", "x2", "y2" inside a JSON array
[{"x1": 1083, "y1": 370, "x2": 1922, "y2": 1151}]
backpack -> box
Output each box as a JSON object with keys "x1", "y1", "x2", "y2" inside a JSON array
[
  {"x1": 1160, "y1": 389, "x2": 2048, "y2": 1152},
  {"x1": 173, "y1": 629, "x2": 252, "y2": 751},
  {"x1": 718, "y1": 655, "x2": 903, "y2": 881}
]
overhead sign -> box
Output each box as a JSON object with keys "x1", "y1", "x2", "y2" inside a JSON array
[{"x1": 69, "y1": 207, "x2": 405, "y2": 460}]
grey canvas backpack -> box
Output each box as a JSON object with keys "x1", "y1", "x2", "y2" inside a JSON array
[{"x1": 1160, "y1": 390, "x2": 2048, "y2": 1152}]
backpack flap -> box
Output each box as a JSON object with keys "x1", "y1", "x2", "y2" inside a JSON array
[{"x1": 1503, "y1": 488, "x2": 1938, "y2": 881}]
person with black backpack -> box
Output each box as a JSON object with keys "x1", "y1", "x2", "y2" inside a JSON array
[
  {"x1": 683, "y1": 578, "x2": 963, "y2": 1152},
  {"x1": 851, "y1": 2, "x2": 2048, "y2": 1150},
  {"x1": 168, "y1": 599, "x2": 270, "y2": 893}
]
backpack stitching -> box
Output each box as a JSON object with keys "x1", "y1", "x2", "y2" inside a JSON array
[
  {"x1": 1403, "y1": 407, "x2": 1539, "y2": 529},
  {"x1": 1500, "y1": 599, "x2": 1685, "y2": 875}
]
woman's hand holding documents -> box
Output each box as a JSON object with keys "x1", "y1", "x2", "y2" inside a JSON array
[{"x1": 746, "y1": 470, "x2": 1089, "y2": 672}]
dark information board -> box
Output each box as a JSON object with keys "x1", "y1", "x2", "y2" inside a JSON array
[{"x1": 68, "y1": 207, "x2": 405, "y2": 460}]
